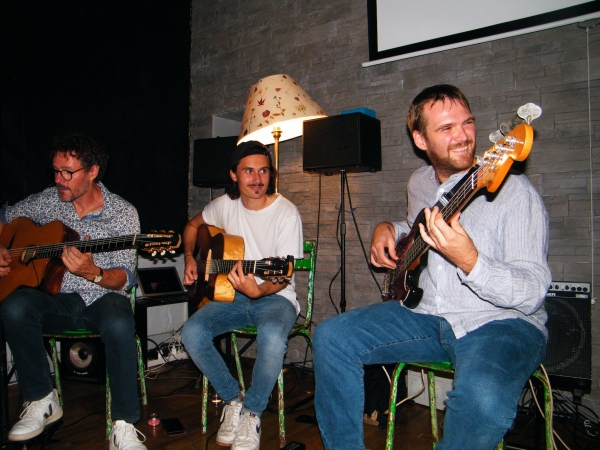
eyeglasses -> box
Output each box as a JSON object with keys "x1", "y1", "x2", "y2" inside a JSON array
[{"x1": 53, "y1": 167, "x2": 85, "y2": 181}]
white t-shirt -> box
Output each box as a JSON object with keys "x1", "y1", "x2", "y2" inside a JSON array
[{"x1": 202, "y1": 194, "x2": 304, "y2": 313}]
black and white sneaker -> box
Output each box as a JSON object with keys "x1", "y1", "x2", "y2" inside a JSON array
[
  {"x1": 109, "y1": 420, "x2": 147, "y2": 450},
  {"x1": 8, "y1": 389, "x2": 63, "y2": 441}
]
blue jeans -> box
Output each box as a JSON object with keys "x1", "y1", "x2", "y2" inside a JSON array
[
  {"x1": 0, "y1": 289, "x2": 140, "y2": 423},
  {"x1": 182, "y1": 292, "x2": 297, "y2": 415},
  {"x1": 313, "y1": 301, "x2": 547, "y2": 450}
]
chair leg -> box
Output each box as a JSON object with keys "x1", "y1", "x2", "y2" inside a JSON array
[
  {"x1": 231, "y1": 334, "x2": 246, "y2": 394},
  {"x1": 428, "y1": 370, "x2": 439, "y2": 444},
  {"x1": 49, "y1": 338, "x2": 64, "y2": 406},
  {"x1": 136, "y1": 335, "x2": 147, "y2": 406},
  {"x1": 385, "y1": 363, "x2": 406, "y2": 450},
  {"x1": 277, "y1": 370, "x2": 285, "y2": 448},
  {"x1": 202, "y1": 375, "x2": 209, "y2": 434},
  {"x1": 532, "y1": 370, "x2": 553, "y2": 450},
  {"x1": 106, "y1": 371, "x2": 112, "y2": 440}
]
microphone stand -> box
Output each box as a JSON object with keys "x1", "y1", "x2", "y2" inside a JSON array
[
  {"x1": 288, "y1": 169, "x2": 349, "y2": 419},
  {"x1": 339, "y1": 169, "x2": 347, "y2": 312}
]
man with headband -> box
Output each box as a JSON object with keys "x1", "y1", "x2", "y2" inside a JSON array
[{"x1": 182, "y1": 140, "x2": 303, "y2": 450}]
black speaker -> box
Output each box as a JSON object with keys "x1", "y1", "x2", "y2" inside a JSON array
[
  {"x1": 302, "y1": 112, "x2": 381, "y2": 174},
  {"x1": 59, "y1": 338, "x2": 105, "y2": 384},
  {"x1": 543, "y1": 282, "x2": 592, "y2": 394},
  {"x1": 193, "y1": 136, "x2": 238, "y2": 188}
]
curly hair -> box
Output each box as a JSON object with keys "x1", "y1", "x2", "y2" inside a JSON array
[
  {"x1": 50, "y1": 133, "x2": 109, "y2": 182},
  {"x1": 407, "y1": 84, "x2": 471, "y2": 136}
]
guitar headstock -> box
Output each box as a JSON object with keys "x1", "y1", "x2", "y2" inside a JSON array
[
  {"x1": 479, "y1": 123, "x2": 534, "y2": 193},
  {"x1": 139, "y1": 231, "x2": 182, "y2": 256},
  {"x1": 257, "y1": 255, "x2": 295, "y2": 282}
]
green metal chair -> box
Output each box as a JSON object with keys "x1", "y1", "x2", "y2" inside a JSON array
[
  {"x1": 385, "y1": 362, "x2": 553, "y2": 450},
  {"x1": 200, "y1": 239, "x2": 316, "y2": 448},
  {"x1": 44, "y1": 285, "x2": 148, "y2": 440}
]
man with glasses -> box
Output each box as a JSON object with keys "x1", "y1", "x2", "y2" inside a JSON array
[{"x1": 0, "y1": 133, "x2": 146, "y2": 449}]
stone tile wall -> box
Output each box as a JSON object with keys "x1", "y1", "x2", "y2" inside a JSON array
[{"x1": 189, "y1": 0, "x2": 600, "y2": 409}]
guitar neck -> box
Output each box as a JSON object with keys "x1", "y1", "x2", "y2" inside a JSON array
[
  {"x1": 28, "y1": 235, "x2": 140, "y2": 260},
  {"x1": 204, "y1": 259, "x2": 268, "y2": 275},
  {"x1": 401, "y1": 164, "x2": 487, "y2": 271}
]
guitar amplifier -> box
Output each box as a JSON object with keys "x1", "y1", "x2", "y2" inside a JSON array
[{"x1": 543, "y1": 282, "x2": 592, "y2": 396}]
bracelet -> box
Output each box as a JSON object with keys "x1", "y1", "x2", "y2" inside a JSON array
[{"x1": 185, "y1": 254, "x2": 194, "y2": 257}]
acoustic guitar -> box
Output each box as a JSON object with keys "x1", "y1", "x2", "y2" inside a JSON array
[
  {"x1": 381, "y1": 123, "x2": 534, "y2": 309},
  {"x1": 189, "y1": 224, "x2": 294, "y2": 308},
  {"x1": 0, "y1": 216, "x2": 181, "y2": 302}
]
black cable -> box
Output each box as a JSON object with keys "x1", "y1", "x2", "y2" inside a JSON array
[
  {"x1": 344, "y1": 174, "x2": 383, "y2": 294},
  {"x1": 205, "y1": 429, "x2": 218, "y2": 450},
  {"x1": 57, "y1": 409, "x2": 104, "y2": 430},
  {"x1": 147, "y1": 338, "x2": 160, "y2": 349},
  {"x1": 327, "y1": 267, "x2": 341, "y2": 314}
]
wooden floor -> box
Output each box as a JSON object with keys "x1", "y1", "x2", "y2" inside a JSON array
[{"x1": 0, "y1": 359, "x2": 557, "y2": 449}]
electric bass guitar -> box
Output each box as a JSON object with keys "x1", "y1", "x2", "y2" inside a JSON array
[
  {"x1": 0, "y1": 216, "x2": 181, "y2": 302},
  {"x1": 189, "y1": 224, "x2": 294, "y2": 308},
  {"x1": 381, "y1": 123, "x2": 534, "y2": 308}
]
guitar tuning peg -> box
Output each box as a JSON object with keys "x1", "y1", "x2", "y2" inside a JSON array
[
  {"x1": 489, "y1": 130, "x2": 504, "y2": 143},
  {"x1": 499, "y1": 121, "x2": 514, "y2": 135},
  {"x1": 169, "y1": 250, "x2": 175, "y2": 254},
  {"x1": 517, "y1": 103, "x2": 542, "y2": 124},
  {"x1": 151, "y1": 250, "x2": 157, "y2": 257},
  {"x1": 160, "y1": 250, "x2": 166, "y2": 256}
]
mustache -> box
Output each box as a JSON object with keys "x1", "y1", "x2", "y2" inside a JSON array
[{"x1": 248, "y1": 183, "x2": 265, "y2": 188}]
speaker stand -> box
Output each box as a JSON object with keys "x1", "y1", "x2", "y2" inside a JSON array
[{"x1": 339, "y1": 169, "x2": 347, "y2": 313}]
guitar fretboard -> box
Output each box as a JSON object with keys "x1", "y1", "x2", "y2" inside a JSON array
[
  {"x1": 398, "y1": 144, "x2": 508, "y2": 274},
  {"x1": 196, "y1": 260, "x2": 276, "y2": 275},
  {"x1": 9, "y1": 234, "x2": 171, "y2": 261}
]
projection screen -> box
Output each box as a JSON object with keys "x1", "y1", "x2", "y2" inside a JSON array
[{"x1": 365, "y1": 0, "x2": 600, "y2": 66}]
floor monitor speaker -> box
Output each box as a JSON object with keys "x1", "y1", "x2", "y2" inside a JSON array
[
  {"x1": 543, "y1": 282, "x2": 591, "y2": 394},
  {"x1": 193, "y1": 136, "x2": 238, "y2": 188},
  {"x1": 302, "y1": 113, "x2": 381, "y2": 174},
  {"x1": 59, "y1": 337, "x2": 105, "y2": 384}
]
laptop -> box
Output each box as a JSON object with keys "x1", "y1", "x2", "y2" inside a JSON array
[{"x1": 136, "y1": 266, "x2": 188, "y2": 303}]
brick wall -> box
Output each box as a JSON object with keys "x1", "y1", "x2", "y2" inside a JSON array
[{"x1": 189, "y1": 0, "x2": 600, "y2": 409}]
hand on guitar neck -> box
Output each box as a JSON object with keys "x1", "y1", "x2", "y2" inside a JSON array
[
  {"x1": 185, "y1": 224, "x2": 294, "y2": 306},
  {"x1": 227, "y1": 260, "x2": 287, "y2": 299}
]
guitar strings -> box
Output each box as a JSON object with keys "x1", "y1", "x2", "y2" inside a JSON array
[
  {"x1": 389, "y1": 144, "x2": 506, "y2": 284},
  {"x1": 4, "y1": 235, "x2": 174, "y2": 259},
  {"x1": 194, "y1": 260, "x2": 282, "y2": 274}
]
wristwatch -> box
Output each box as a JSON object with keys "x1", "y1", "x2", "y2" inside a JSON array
[{"x1": 93, "y1": 268, "x2": 104, "y2": 283}]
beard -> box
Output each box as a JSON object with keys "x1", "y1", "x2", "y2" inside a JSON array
[{"x1": 427, "y1": 138, "x2": 476, "y2": 179}]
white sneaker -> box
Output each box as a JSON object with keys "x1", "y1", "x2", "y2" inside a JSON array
[
  {"x1": 109, "y1": 420, "x2": 147, "y2": 450},
  {"x1": 8, "y1": 389, "x2": 63, "y2": 441},
  {"x1": 232, "y1": 412, "x2": 261, "y2": 450},
  {"x1": 217, "y1": 400, "x2": 243, "y2": 446}
]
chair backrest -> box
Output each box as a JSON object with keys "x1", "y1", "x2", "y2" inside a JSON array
[{"x1": 293, "y1": 240, "x2": 316, "y2": 328}]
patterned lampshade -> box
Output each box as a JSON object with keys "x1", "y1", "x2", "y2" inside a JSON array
[{"x1": 238, "y1": 74, "x2": 326, "y2": 145}]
